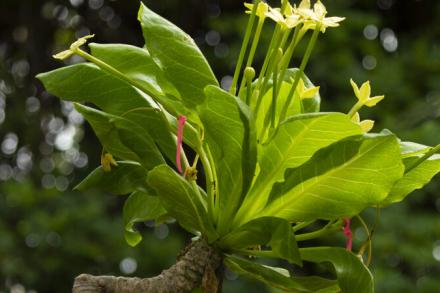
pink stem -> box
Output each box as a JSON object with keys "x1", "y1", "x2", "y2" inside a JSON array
[
  {"x1": 343, "y1": 217, "x2": 353, "y2": 251},
  {"x1": 176, "y1": 115, "x2": 187, "y2": 174}
]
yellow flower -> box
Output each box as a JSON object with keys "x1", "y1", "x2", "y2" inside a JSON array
[
  {"x1": 350, "y1": 79, "x2": 385, "y2": 107},
  {"x1": 351, "y1": 112, "x2": 375, "y2": 133},
  {"x1": 294, "y1": 0, "x2": 344, "y2": 33},
  {"x1": 284, "y1": 2, "x2": 295, "y2": 17},
  {"x1": 266, "y1": 7, "x2": 284, "y2": 23},
  {"x1": 285, "y1": 14, "x2": 302, "y2": 29},
  {"x1": 294, "y1": 0, "x2": 314, "y2": 19},
  {"x1": 244, "y1": 2, "x2": 269, "y2": 19},
  {"x1": 245, "y1": 2, "x2": 301, "y2": 29},
  {"x1": 101, "y1": 153, "x2": 118, "y2": 172},
  {"x1": 296, "y1": 79, "x2": 320, "y2": 99},
  {"x1": 270, "y1": 6, "x2": 304, "y2": 29},
  {"x1": 53, "y1": 34, "x2": 95, "y2": 60}
]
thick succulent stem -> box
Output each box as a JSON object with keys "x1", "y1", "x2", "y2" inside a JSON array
[{"x1": 72, "y1": 240, "x2": 222, "y2": 293}]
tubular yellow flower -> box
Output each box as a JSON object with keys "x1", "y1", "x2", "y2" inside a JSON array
[
  {"x1": 266, "y1": 7, "x2": 284, "y2": 23},
  {"x1": 364, "y1": 95, "x2": 385, "y2": 107},
  {"x1": 53, "y1": 34, "x2": 95, "y2": 60},
  {"x1": 286, "y1": 14, "x2": 302, "y2": 28},
  {"x1": 284, "y1": 2, "x2": 294, "y2": 17},
  {"x1": 245, "y1": 2, "x2": 302, "y2": 29},
  {"x1": 295, "y1": 0, "x2": 345, "y2": 33},
  {"x1": 360, "y1": 120, "x2": 375, "y2": 133},
  {"x1": 244, "y1": 2, "x2": 269, "y2": 19},
  {"x1": 351, "y1": 112, "x2": 375, "y2": 133},
  {"x1": 350, "y1": 79, "x2": 385, "y2": 107},
  {"x1": 296, "y1": 79, "x2": 320, "y2": 99}
]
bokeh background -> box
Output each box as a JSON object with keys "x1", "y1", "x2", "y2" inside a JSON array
[{"x1": 1, "y1": 0, "x2": 439, "y2": 292}]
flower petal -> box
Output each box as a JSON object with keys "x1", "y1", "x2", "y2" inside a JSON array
[
  {"x1": 351, "y1": 112, "x2": 361, "y2": 124},
  {"x1": 313, "y1": 1, "x2": 327, "y2": 19},
  {"x1": 360, "y1": 119, "x2": 375, "y2": 133},
  {"x1": 365, "y1": 95, "x2": 385, "y2": 107},
  {"x1": 350, "y1": 79, "x2": 361, "y2": 101},
  {"x1": 298, "y1": 0, "x2": 311, "y2": 10},
  {"x1": 359, "y1": 81, "x2": 371, "y2": 102}
]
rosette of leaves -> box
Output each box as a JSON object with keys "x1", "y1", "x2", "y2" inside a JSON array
[{"x1": 37, "y1": 1, "x2": 440, "y2": 293}]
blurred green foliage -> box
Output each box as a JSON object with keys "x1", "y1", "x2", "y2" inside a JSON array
[{"x1": 0, "y1": 0, "x2": 439, "y2": 292}]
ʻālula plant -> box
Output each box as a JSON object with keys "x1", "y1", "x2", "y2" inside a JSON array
[{"x1": 37, "y1": 1, "x2": 440, "y2": 292}]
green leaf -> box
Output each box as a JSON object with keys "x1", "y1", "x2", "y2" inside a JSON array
[
  {"x1": 74, "y1": 161, "x2": 151, "y2": 195},
  {"x1": 89, "y1": 42, "x2": 179, "y2": 98},
  {"x1": 300, "y1": 247, "x2": 374, "y2": 293},
  {"x1": 75, "y1": 104, "x2": 165, "y2": 170},
  {"x1": 113, "y1": 107, "x2": 178, "y2": 167},
  {"x1": 382, "y1": 141, "x2": 440, "y2": 205},
  {"x1": 219, "y1": 217, "x2": 300, "y2": 265},
  {"x1": 88, "y1": 43, "x2": 196, "y2": 158},
  {"x1": 123, "y1": 191, "x2": 167, "y2": 247},
  {"x1": 37, "y1": 62, "x2": 180, "y2": 164},
  {"x1": 235, "y1": 113, "x2": 362, "y2": 225},
  {"x1": 261, "y1": 133, "x2": 404, "y2": 222},
  {"x1": 224, "y1": 255, "x2": 339, "y2": 292},
  {"x1": 147, "y1": 164, "x2": 215, "y2": 240},
  {"x1": 399, "y1": 140, "x2": 432, "y2": 157},
  {"x1": 37, "y1": 63, "x2": 153, "y2": 116},
  {"x1": 199, "y1": 85, "x2": 257, "y2": 235},
  {"x1": 138, "y1": 3, "x2": 218, "y2": 108}
]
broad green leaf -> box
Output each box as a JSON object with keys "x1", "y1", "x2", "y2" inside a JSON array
[
  {"x1": 138, "y1": 3, "x2": 218, "y2": 108},
  {"x1": 74, "y1": 161, "x2": 151, "y2": 195},
  {"x1": 89, "y1": 43, "x2": 178, "y2": 98},
  {"x1": 123, "y1": 191, "x2": 167, "y2": 247},
  {"x1": 400, "y1": 140, "x2": 432, "y2": 157},
  {"x1": 219, "y1": 217, "x2": 301, "y2": 265},
  {"x1": 224, "y1": 255, "x2": 339, "y2": 292},
  {"x1": 235, "y1": 113, "x2": 362, "y2": 225},
  {"x1": 37, "y1": 62, "x2": 181, "y2": 163},
  {"x1": 382, "y1": 141, "x2": 440, "y2": 205},
  {"x1": 112, "y1": 107, "x2": 177, "y2": 167},
  {"x1": 75, "y1": 104, "x2": 165, "y2": 170},
  {"x1": 89, "y1": 43, "x2": 198, "y2": 156},
  {"x1": 199, "y1": 85, "x2": 257, "y2": 235},
  {"x1": 37, "y1": 63, "x2": 153, "y2": 116},
  {"x1": 261, "y1": 133, "x2": 404, "y2": 222},
  {"x1": 300, "y1": 247, "x2": 374, "y2": 293},
  {"x1": 147, "y1": 165, "x2": 216, "y2": 240}
]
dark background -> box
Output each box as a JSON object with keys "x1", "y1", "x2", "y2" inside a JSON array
[{"x1": 1, "y1": 0, "x2": 439, "y2": 292}]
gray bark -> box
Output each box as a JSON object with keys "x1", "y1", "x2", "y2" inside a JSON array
[{"x1": 72, "y1": 240, "x2": 222, "y2": 293}]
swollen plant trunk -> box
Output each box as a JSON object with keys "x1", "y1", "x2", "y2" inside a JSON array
[{"x1": 72, "y1": 240, "x2": 222, "y2": 293}]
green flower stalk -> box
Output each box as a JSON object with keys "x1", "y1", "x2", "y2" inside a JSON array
[
  {"x1": 229, "y1": 0, "x2": 261, "y2": 95},
  {"x1": 237, "y1": 2, "x2": 269, "y2": 96}
]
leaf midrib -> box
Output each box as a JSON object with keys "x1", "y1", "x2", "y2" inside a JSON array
[{"x1": 263, "y1": 137, "x2": 394, "y2": 216}]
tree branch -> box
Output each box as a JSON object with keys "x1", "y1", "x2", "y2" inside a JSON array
[{"x1": 72, "y1": 239, "x2": 222, "y2": 293}]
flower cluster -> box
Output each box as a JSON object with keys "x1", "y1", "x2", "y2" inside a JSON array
[{"x1": 245, "y1": 0, "x2": 344, "y2": 32}]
